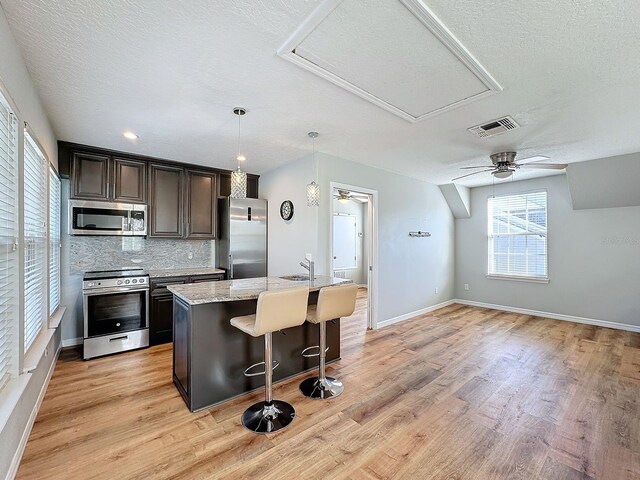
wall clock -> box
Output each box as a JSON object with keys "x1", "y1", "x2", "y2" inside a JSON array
[{"x1": 280, "y1": 200, "x2": 294, "y2": 221}]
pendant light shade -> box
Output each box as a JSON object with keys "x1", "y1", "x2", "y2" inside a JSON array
[
  {"x1": 307, "y1": 181, "x2": 320, "y2": 207},
  {"x1": 231, "y1": 166, "x2": 247, "y2": 199},
  {"x1": 230, "y1": 107, "x2": 247, "y2": 199},
  {"x1": 307, "y1": 131, "x2": 320, "y2": 207}
]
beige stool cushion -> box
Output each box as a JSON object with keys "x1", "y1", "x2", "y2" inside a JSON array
[
  {"x1": 230, "y1": 286, "x2": 310, "y2": 337},
  {"x1": 306, "y1": 283, "x2": 358, "y2": 324}
]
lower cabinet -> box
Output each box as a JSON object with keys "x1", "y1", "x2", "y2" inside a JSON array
[{"x1": 149, "y1": 273, "x2": 224, "y2": 346}]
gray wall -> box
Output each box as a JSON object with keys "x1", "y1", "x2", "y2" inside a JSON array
[
  {"x1": 455, "y1": 174, "x2": 640, "y2": 327},
  {"x1": 316, "y1": 153, "x2": 455, "y2": 322},
  {"x1": 261, "y1": 153, "x2": 455, "y2": 324}
]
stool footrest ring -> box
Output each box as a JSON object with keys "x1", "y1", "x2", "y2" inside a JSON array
[
  {"x1": 243, "y1": 360, "x2": 280, "y2": 377},
  {"x1": 301, "y1": 345, "x2": 330, "y2": 358}
]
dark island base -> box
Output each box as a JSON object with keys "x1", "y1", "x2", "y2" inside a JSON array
[{"x1": 173, "y1": 291, "x2": 340, "y2": 412}]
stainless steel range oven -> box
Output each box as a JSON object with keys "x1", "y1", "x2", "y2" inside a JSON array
[{"x1": 83, "y1": 268, "x2": 149, "y2": 360}]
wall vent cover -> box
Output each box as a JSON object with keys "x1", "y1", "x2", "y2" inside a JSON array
[
  {"x1": 468, "y1": 116, "x2": 520, "y2": 138},
  {"x1": 333, "y1": 271, "x2": 347, "y2": 279}
]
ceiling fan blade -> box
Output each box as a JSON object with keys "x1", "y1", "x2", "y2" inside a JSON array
[
  {"x1": 459, "y1": 165, "x2": 492, "y2": 170},
  {"x1": 517, "y1": 155, "x2": 550, "y2": 164},
  {"x1": 452, "y1": 169, "x2": 494, "y2": 181},
  {"x1": 518, "y1": 163, "x2": 568, "y2": 169}
]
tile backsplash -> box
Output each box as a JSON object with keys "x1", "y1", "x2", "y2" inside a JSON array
[{"x1": 68, "y1": 236, "x2": 214, "y2": 274}]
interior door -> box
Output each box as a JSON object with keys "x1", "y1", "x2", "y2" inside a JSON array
[{"x1": 333, "y1": 214, "x2": 357, "y2": 270}]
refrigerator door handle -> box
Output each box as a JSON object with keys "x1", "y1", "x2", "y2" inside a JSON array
[{"x1": 229, "y1": 254, "x2": 233, "y2": 279}]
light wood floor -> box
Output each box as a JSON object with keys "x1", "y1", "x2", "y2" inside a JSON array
[{"x1": 17, "y1": 290, "x2": 640, "y2": 479}]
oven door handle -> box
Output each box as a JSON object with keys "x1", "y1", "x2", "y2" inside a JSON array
[{"x1": 83, "y1": 286, "x2": 149, "y2": 296}]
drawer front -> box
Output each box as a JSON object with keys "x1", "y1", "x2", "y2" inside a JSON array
[
  {"x1": 150, "y1": 276, "x2": 189, "y2": 294},
  {"x1": 189, "y1": 274, "x2": 224, "y2": 283},
  {"x1": 83, "y1": 329, "x2": 149, "y2": 360}
]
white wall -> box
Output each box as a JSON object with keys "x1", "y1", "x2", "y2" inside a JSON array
[
  {"x1": 455, "y1": 174, "x2": 640, "y2": 328},
  {"x1": 0, "y1": 7, "x2": 59, "y2": 479},
  {"x1": 261, "y1": 153, "x2": 455, "y2": 324}
]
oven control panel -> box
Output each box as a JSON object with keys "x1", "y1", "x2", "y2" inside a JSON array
[{"x1": 83, "y1": 276, "x2": 149, "y2": 290}]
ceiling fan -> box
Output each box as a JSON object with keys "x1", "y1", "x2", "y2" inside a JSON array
[
  {"x1": 452, "y1": 152, "x2": 568, "y2": 181},
  {"x1": 334, "y1": 189, "x2": 354, "y2": 204}
]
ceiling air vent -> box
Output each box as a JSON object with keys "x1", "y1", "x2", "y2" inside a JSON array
[{"x1": 468, "y1": 116, "x2": 520, "y2": 138}]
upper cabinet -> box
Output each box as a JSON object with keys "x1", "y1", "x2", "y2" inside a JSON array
[
  {"x1": 148, "y1": 166, "x2": 219, "y2": 239},
  {"x1": 61, "y1": 142, "x2": 259, "y2": 240},
  {"x1": 112, "y1": 157, "x2": 146, "y2": 203},
  {"x1": 71, "y1": 152, "x2": 110, "y2": 200},
  {"x1": 71, "y1": 152, "x2": 146, "y2": 203},
  {"x1": 185, "y1": 170, "x2": 217, "y2": 238},
  {"x1": 149, "y1": 164, "x2": 185, "y2": 238}
]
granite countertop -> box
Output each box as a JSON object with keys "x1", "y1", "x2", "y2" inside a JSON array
[
  {"x1": 147, "y1": 267, "x2": 226, "y2": 279},
  {"x1": 167, "y1": 276, "x2": 352, "y2": 305}
]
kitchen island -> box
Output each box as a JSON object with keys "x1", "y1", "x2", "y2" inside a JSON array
[{"x1": 168, "y1": 276, "x2": 351, "y2": 411}]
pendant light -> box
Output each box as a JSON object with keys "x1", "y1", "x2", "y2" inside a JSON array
[
  {"x1": 230, "y1": 107, "x2": 247, "y2": 199},
  {"x1": 306, "y1": 131, "x2": 320, "y2": 206}
]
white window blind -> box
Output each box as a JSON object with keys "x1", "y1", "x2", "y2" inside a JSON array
[
  {"x1": 24, "y1": 131, "x2": 48, "y2": 352},
  {"x1": 49, "y1": 166, "x2": 60, "y2": 316},
  {"x1": 488, "y1": 191, "x2": 548, "y2": 280},
  {"x1": 0, "y1": 93, "x2": 19, "y2": 390}
]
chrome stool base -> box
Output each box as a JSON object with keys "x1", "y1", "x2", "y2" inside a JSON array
[
  {"x1": 241, "y1": 400, "x2": 296, "y2": 434},
  {"x1": 300, "y1": 376, "x2": 344, "y2": 400}
]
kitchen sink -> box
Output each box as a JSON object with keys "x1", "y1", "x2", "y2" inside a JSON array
[{"x1": 279, "y1": 275, "x2": 314, "y2": 281}]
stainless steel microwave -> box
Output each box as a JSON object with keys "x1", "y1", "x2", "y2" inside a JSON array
[{"x1": 69, "y1": 200, "x2": 147, "y2": 236}]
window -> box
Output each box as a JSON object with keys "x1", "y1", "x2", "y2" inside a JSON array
[
  {"x1": 49, "y1": 166, "x2": 61, "y2": 317},
  {"x1": 23, "y1": 132, "x2": 48, "y2": 352},
  {"x1": 0, "y1": 93, "x2": 18, "y2": 390},
  {"x1": 488, "y1": 191, "x2": 548, "y2": 281}
]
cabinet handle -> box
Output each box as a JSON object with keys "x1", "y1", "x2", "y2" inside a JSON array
[
  {"x1": 229, "y1": 254, "x2": 233, "y2": 279},
  {"x1": 109, "y1": 335, "x2": 128, "y2": 342}
]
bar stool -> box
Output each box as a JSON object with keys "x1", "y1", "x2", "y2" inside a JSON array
[
  {"x1": 300, "y1": 283, "x2": 358, "y2": 400},
  {"x1": 230, "y1": 286, "x2": 309, "y2": 434}
]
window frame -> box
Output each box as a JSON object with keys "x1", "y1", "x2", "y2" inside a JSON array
[
  {"x1": 486, "y1": 189, "x2": 550, "y2": 283},
  {"x1": 48, "y1": 164, "x2": 61, "y2": 323},
  {"x1": 0, "y1": 89, "x2": 20, "y2": 393}
]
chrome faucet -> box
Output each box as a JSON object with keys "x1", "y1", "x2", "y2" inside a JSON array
[{"x1": 300, "y1": 258, "x2": 314, "y2": 281}]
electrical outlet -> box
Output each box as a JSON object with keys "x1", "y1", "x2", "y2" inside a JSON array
[
  {"x1": 464, "y1": 283, "x2": 469, "y2": 291},
  {"x1": 434, "y1": 287, "x2": 438, "y2": 294},
  {"x1": 187, "y1": 252, "x2": 193, "y2": 260}
]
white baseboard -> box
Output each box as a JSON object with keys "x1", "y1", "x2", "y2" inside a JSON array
[
  {"x1": 61, "y1": 337, "x2": 82, "y2": 348},
  {"x1": 377, "y1": 299, "x2": 456, "y2": 328},
  {"x1": 454, "y1": 299, "x2": 640, "y2": 333},
  {"x1": 5, "y1": 344, "x2": 61, "y2": 480}
]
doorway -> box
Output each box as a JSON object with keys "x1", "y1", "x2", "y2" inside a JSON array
[{"x1": 329, "y1": 182, "x2": 378, "y2": 330}]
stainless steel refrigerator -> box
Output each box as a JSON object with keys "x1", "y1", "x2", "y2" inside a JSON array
[{"x1": 217, "y1": 198, "x2": 267, "y2": 279}]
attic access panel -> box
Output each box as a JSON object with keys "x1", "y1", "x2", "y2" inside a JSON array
[{"x1": 278, "y1": 0, "x2": 502, "y2": 123}]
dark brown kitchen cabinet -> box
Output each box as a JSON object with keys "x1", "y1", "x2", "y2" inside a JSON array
[
  {"x1": 149, "y1": 163, "x2": 185, "y2": 238},
  {"x1": 150, "y1": 276, "x2": 188, "y2": 345},
  {"x1": 71, "y1": 152, "x2": 147, "y2": 203},
  {"x1": 112, "y1": 157, "x2": 146, "y2": 203},
  {"x1": 71, "y1": 152, "x2": 110, "y2": 200},
  {"x1": 150, "y1": 273, "x2": 224, "y2": 346},
  {"x1": 185, "y1": 170, "x2": 216, "y2": 239}
]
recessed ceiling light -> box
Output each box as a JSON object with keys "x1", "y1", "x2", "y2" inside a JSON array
[{"x1": 123, "y1": 131, "x2": 138, "y2": 140}]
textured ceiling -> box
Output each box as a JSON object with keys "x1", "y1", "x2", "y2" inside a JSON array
[
  {"x1": 2, "y1": 0, "x2": 640, "y2": 187},
  {"x1": 295, "y1": 0, "x2": 489, "y2": 118}
]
